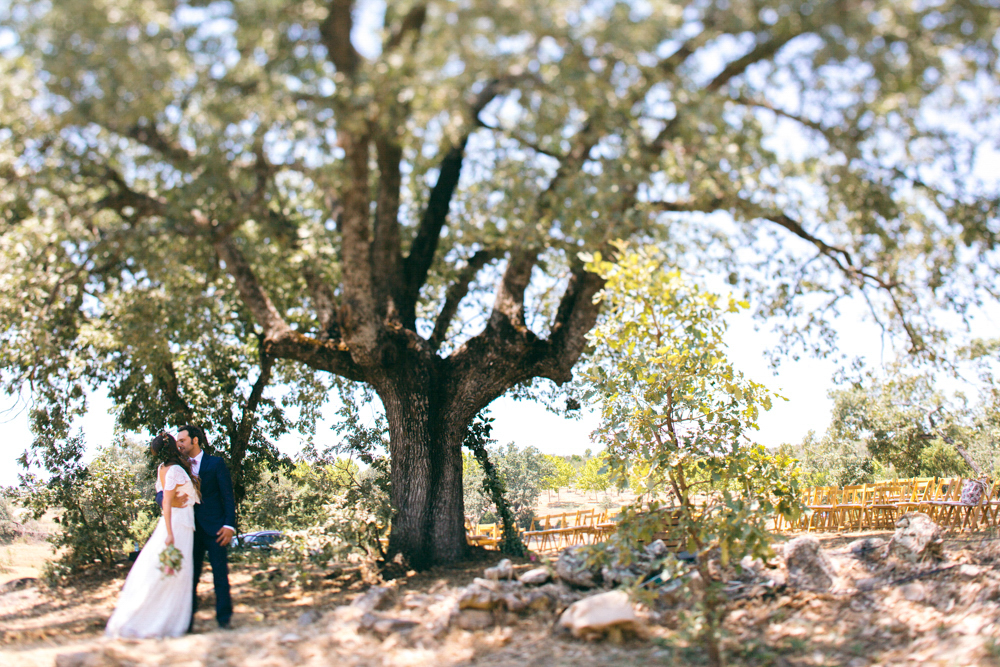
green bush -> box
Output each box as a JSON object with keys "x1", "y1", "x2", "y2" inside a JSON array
[
  {"x1": 0, "y1": 497, "x2": 21, "y2": 543},
  {"x1": 583, "y1": 244, "x2": 802, "y2": 667},
  {"x1": 20, "y1": 431, "x2": 154, "y2": 577}
]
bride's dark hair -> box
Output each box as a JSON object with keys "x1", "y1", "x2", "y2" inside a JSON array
[{"x1": 150, "y1": 432, "x2": 201, "y2": 497}]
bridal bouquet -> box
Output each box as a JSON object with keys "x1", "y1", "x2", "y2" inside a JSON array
[{"x1": 159, "y1": 544, "x2": 183, "y2": 577}]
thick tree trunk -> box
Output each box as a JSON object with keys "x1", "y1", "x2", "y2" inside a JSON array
[{"x1": 380, "y1": 372, "x2": 469, "y2": 569}]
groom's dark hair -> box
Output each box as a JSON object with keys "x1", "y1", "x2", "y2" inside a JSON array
[{"x1": 179, "y1": 424, "x2": 209, "y2": 450}]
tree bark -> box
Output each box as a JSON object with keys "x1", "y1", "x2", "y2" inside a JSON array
[{"x1": 377, "y1": 361, "x2": 469, "y2": 568}]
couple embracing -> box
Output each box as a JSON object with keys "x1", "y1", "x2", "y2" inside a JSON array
[{"x1": 105, "y1": 425, "x2": 237, "y2": 638}]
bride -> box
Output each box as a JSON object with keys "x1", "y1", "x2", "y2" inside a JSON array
[{"x1": 105, "y1": 432, "x2": 201, "y2": 639}]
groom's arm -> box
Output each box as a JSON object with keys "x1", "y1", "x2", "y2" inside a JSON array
[
  {"x1": 215, "y1": 458, "x2": 237, "y2": 544},
  {"x1": 154, "y1": 490, "x2": 188, "y2": 508}
]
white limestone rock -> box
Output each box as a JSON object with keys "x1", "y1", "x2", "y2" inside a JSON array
[{"x1": 558, "y1": 590, "x2": 640, "y2": 639}]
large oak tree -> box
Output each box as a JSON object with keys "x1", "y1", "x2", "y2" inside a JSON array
[{"x1": 1, "y1": 0, "x2": 998, "y2": 566}]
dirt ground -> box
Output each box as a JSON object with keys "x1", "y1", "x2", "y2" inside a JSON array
[{"x1": 2, "y1": 526, "x2": 1000, "y2": 667}]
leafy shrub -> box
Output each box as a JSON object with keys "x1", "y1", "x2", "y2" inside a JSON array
[
  {"x1": 20, "y1": 429, "x2": 155, "y2": 577},
  {"x1": 583, "y1": 244, "x2": 801, "y2": 667}
]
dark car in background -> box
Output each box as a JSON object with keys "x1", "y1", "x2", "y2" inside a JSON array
[{"x1": 230, "y1": 530, "x2": 283, "y2": 550}]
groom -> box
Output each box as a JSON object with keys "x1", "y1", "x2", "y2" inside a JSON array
[{"x1": 160, "y1": 425, "x2": 237, "y2": 630}]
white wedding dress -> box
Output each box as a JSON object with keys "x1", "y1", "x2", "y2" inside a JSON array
[{"x1": 105, "y1": 464, "x2": 200, "y2": 639}]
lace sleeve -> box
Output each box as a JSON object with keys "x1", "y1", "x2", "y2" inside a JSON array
[{"x1": 163, "y1": 465, "x2": 191, "y2": 492}]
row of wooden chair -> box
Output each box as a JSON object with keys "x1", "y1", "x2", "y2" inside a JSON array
[
  {"x1": 466, "y1": 508, "x2": 622, "y2": 553},
  {"x1": 779, "y1": 476, "x2": 999, "y2": 533}
]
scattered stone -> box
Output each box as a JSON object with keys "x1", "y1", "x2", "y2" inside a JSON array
[
  {"x1": 455, "y1": 609, "x2": 494, "y2": 631},
  {"x1": 849, "y1": 537, "x2": 888, "y2": 560},
  {"x1": 558, "y1": 589, "x2": 641, "y2": 640},
  {"x1": 958, "y1": 564, "x2": 982, "y2": 578},
  {"x1": 0, "y1": 577, "x2": 37, "y2": 594},
  {"x1": 372, "y1": 618, "x2": 419, "y2": 636},
  {"x1": 856, "y1": 577, "x2": 880, "y2": 592},
  {"x1": 279, "y1": 632, "x2": 302, "y2": 644},
  {"x1": 890, "y1": 512, "x2": 944, "y2": 561},
  {"x1": 556, "y1": 546, "x2": 601, "y2": 589},
  {"x1": 55, "y1": 653, "x2": 94, "y2": 667},
  {"x1": 484, "y1": 558, "x2": 514, "y2": 581},
  {"x1": 351, "y1": 586, "x2": 392, "y2": 613},
  {"x1": 518, "y1": 567, "x2": 551, "y2": 586},
  {"x1": 644, "y1": 539, "x2": 669, "y2": 559},
  {"x1": 358, "y1": 612, "x2": 379, "y2": 630},
  {"x1": 525, "y1": 589, "x2": 554, "y2": 612},
  {"x1": 424, "y1": 594, "x2": 460, "y2": 637},
  {"x1": 297, "y1": 609, "x2": 320, "y2": 626},
  {"x1": 536, "y1": 581, "x2": 583, "y2": 607},
  {"x1": 472, "y1": 577, "x2": 500, "y2": 591},
  {"x1": 783, "y1": 536, "x2": 837, "y2": 592},
  {"x1": 500, "y1": 591, "x2": 528, "y2": 613},
  {"x1": 458, "y1": 582, "x2": 498, "y2": 610},
  {"x1": 901, "y1": 582, "x2": 926, "y2": 602},
  {"x1": 739, "y1": 555, "x2": 764, "y2": 573},
  {"x1": 764, "y1": 567, "x2": 787, "y2": 588}
]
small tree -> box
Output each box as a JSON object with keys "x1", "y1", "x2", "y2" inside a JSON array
[
  {"x1": 541, "y1": 455, "x2": 577, "y2": 501},
  {"x1": 584, "y1": 244, "x2": 801, "y2": 667},
  {"x1": 576, "y1": 454, "x2": 612, "y2": 500}
]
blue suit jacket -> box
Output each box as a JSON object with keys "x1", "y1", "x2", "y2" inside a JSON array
[
  {"x1": 192, "y1": 454, "x2": 237, "y2": 538},
  {"x1": 155, "y1": 455, "x2": 237, "y2": 539}
]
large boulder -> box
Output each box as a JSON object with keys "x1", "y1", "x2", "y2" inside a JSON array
[
  {"x1": 783, "y1": 536, "x2": 837, "y2": 592},
  {"x1": 518, "y1": 567, "x2": 551, "y2": 586},
  {"x1": 484, "y1": 558, "x2": 515, "y2": 581},
  {"x1": 890, "y1": 512, "x2": 943, "y2": 561},
  {"x1": 556, "y1": 546, "x2": 602, "y2": 589},
  {"x1": 558, "y1": 590, "x2": 641, "y2": 640},
  {"x1": 600, "y1": 539, "x2": 671, "y2": 587},
  {"x1": 458, "y1": 580, "x2": 500, "y2": 610}
]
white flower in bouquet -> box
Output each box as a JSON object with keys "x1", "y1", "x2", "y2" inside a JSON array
[{"x1": 159, "y1": 544, "x2": 183, "y2": 577}]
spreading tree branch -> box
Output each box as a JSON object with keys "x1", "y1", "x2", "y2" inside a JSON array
[
  {"x1": 373, "y1": 136, "x2": 405, "y2": 316},
  {"x1": 399, "y1": 78, "x2": 513, "y2": 328},
  {"x1": 430, "y1": 249, "x2": 497, "y2": 352},
  {"x1": 320, "y1": 0, "x2": 362, "y2": 78},
  {"x1": 384, "y1": 4, "x2": 427, "y2": 53}
]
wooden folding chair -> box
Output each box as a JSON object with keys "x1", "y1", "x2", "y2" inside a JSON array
[
  {"x1": 896, "y1": 477, "x2": 937, "y2": 516},
  {"x1": 922, "y1": 477, "x2": 962, "y2": 524},
  {"x1": 837, "y1": 484, "x2": 866, "y2": 531},
  {"x1": 937, "y1": 478, "x2": 991, "y2": 532},
  {"x1": 865, "y1": 481, "x2": 903, "y2": 530},
  {"x1": 806, "y1": 486, "x2": 839, "y2": 531},
  {"x1": 523, "y1": 513, "x2": 561, "y2": 552},
  {"x1": 980, "y1": 482, "x2": 1000, "y2": 529}
]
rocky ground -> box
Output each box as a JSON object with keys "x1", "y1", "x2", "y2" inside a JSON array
[{"x1": 2, "y1": 517, "x2": 1000, "y2": 666}]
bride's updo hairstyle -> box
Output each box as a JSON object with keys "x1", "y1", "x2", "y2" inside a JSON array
[{"x1": 150, "y1": 432, "x2": 201, "y2": 496}]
